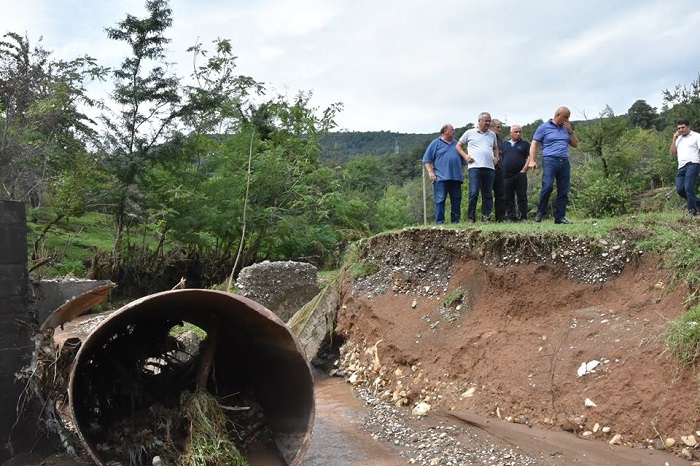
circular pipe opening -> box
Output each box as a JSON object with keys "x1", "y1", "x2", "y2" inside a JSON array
[{"x1": 67, "y1": 289, "x2": 314, "y2": 465}]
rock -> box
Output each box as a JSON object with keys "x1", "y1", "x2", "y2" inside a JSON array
[
  {"x1": 592, "y1": 422, "x2": 600, "y2": 433},
  {"x1": 411, "y1": 299, "x2": 417, "y2": 308},
  {"x1": 412, "y1": 402, "x2": 431, "y2": 416},
  {"x1": 682, "y1": 434, "x2": 698, "y2": 447},
  {"x1": 236, "y1": 260, "x2": 318, "y2": 321},
  {"x1": 584, "y1": 398, "x2": 597, "y2": 407},
  {"x1": 653, "y1": 438, "x2": 665, "y2": 450},
  {"x1": 665, "y1": 437, "x2": 676, "y2": 448},
  {"x1": 609, "y1": 434, "x2": 622, "y2": 445},
  {"x1": 682, "y1": 448, "x2": 693, "y2": 460},
  {"x1": 460, "y1": 387, "x2": 476, "y2": 398}
]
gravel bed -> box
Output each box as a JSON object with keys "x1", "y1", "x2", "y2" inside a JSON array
[{"x1": 356, "y1": 387, "x2": 548, "y2": 466}]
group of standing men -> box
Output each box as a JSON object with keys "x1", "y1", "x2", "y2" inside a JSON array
[{"x1": 422, "y1": 106, "x2": 578, "y2": 225}]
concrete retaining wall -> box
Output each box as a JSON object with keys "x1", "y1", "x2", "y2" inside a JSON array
[{"x1": 0, "y1": 200, "x2": 32, "y2": 461}]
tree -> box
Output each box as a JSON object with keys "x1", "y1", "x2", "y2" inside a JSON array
[
  {"x1": 576, "y1": 105, "x2": 628, "y2": 178},
  {"x1": 627, "y1": 99, "x2": 658, "y2": 130},
  {"x1": 0, "y1": 32, "x2": 105, "y2": 204},
  {"x1": 383, "y1": 140, "x2": 429, "y2": 186},
  {"x1": 662, "y1": 73, "x2": 700, "y2": 128},
  {"x1": 181, "y1": 38, "x2": 265, "y2": 135},
  {"x1": 341, "y1": 155, "x2": 388, "y2": 195},
  {"x1": 101, "y1": 0, "x2": 182, "y2": 273}
]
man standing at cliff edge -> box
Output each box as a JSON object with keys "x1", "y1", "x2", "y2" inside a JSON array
[
  {"x1": 527, "y1": 106, "x2": 578, "y2": 224},
  {"x1": 423, "y1": 123, "x2": 467, "y2": 224}
]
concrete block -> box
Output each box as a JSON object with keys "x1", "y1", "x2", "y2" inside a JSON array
[
  {"x1": 0, "y1": 312, "x2": 33, "y2": 348},
  {"x1": 0, "y1": 265, "x2": 28, "y2": 299},
  {"x1": 30, "y1": 279, "x2": 115, "y2": 326},
  {"x1": 0, "y1": 226, "x2": 27, "y2": 265},
  {"x1": 0, "y1": 296, "x2": 28, "y2": 317},
  {"x1": 0, "y1": 200, "x2": 26, "y2": 225}
]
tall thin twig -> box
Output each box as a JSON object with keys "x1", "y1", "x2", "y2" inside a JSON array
[{"x1": 226, "y1": 132, "x2": 254, "y2": 293}]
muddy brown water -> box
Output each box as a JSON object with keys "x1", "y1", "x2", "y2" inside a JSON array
[{"x1": 304, "y1": 376, "x2": 404, "y2": 465}]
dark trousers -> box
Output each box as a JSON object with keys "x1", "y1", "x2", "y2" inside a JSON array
[
  {"x1": 467, "y1": 168, "x2": 495, "y2": 220},
  {"x1": 493, "y1": 166, "x2": 505, "y2": 222},
  {"x1": 536, "y1": 157, "x2": 570, "y2": 221},
  {"x1": 504, "y1": 171, "x2": 528, "y2": 220},
  {"x1": 676, "y1": 162, "x2": 700, "y2": 215}
]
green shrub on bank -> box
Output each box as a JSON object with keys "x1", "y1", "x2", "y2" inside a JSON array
[
  {"x1": 664, "y1": 306, "x2": 700, "y2": 366},
  {"x1": 574, "y1": 174, "x2": 631, "y2": 218}
]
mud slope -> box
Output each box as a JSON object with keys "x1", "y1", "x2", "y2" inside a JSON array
[{"x1": 334, "y1": 227, "x2": 698, "y2": 457}]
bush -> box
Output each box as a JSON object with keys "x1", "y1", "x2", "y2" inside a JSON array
[
  {"x1": 574, "y1": 174, "x2": 631, "y2": 218},
  {"x1": 664, "y1": 306, "x2": 700, "y2": 365},
  {"x1": 53, "y1": 257, "x2": 86, "y2": 277}
]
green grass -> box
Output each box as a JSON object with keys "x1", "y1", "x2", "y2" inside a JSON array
[
  {"x1": 28, "y1": 207, "x2": 115, "y2": 277},
  {"x1": 664, "y1": 305, "x2": 700, "y2": 366},
  {"x1": 441, "y1": 288, "x2": 464, "y2": 307},
  {"x1": 350, "y1": 260, "x2": 380, "y2": 280}
]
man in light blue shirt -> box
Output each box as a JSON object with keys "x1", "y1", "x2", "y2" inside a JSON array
[{"x1": 423, "y1": 123, "x2": 467, "y2": 224}]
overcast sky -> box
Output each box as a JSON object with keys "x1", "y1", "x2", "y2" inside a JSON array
[{"x1": 3, "y1": 0, "x2": 700, "y2": 133}]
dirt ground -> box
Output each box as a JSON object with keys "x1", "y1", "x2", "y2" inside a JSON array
[
  {"x1": 333, "y1": 227, "x2": 700, "y2": 463},
  {"x1": 10, "y1": 227, "x2": 700, "y2": 465}
]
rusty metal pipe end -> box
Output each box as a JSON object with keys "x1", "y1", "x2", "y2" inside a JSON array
[{"x1": 68, "y1": 289, "x2": 314, "y2": 466}]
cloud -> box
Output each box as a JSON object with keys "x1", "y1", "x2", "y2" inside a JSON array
[{"x1": 2, "y1": 0, "x2": 700, "y2": 133}]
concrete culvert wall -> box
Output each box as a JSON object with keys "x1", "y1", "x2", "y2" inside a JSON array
[
  {"x1": 67, "y1": 289, "x2": 314, "y2": 466},
  {"x1": 237, "y1": 261, "x2": 319, "y2": 322}
]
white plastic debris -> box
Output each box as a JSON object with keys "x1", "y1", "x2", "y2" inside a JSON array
[{"x1": 577, "y1": 360, "x2": 600, "y2": 377}]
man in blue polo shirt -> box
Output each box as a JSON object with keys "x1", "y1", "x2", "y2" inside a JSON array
[
  {"x1": 527, "y1": 106, "x2": 579, "y2": 224},
  {"x1": 423, "y1": 123, "x2": 467, "y2": 224}
]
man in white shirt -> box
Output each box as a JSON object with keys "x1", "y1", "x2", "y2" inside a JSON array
[
  {"x1": 457, "y1": 112, "x2": 498, "y2": 223},
  {"x1": 670, "y1": 118, "x2": 700, "y2": 216}
]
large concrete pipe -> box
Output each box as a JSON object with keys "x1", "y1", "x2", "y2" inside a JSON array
[{"x1": 66, "y1": 289, "x2": 314, "y2": 466}]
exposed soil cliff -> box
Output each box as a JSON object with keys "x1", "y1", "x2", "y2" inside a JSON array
[{"x1": 332, "y1": 227, "x2": 699, "y2": 460}]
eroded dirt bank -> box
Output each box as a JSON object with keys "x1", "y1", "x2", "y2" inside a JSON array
[{"x1": 332, "y1": 228, "x2": 700, "y2": 462}]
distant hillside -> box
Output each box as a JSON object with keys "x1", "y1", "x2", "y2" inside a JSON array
[
  {"x1": 318, "y1": 125, "x2": 473, "y2": 162},
  {"x1": 319, "y1": 130, "x2": 436, "y2": 162}
]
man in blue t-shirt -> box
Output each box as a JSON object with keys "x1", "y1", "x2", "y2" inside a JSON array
[
  {"x1": 527, "y1": 106, "x2": 579, "y2": 224},
  {"x1": 423, "y1": 123, "x2": 467, "y2": 224}
]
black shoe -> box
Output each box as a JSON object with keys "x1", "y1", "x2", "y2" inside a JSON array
[
  {"x1": 554, "y1": 218, "x2": 573, "y2": 224},
  {"x1": 535, "y1": 213, "x2": 543, "y2": 222}
]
